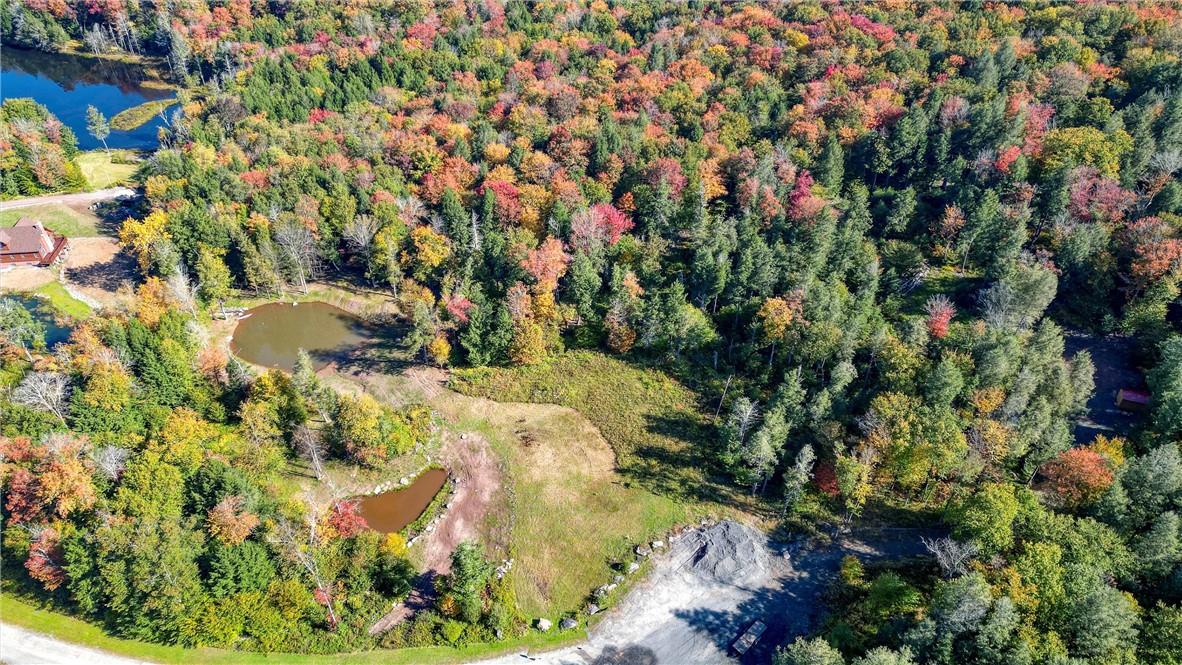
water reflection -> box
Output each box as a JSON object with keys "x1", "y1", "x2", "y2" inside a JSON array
[
  {"x1": 230, "y1": 301, "x2": 390, "y2": 371},
  {"x1": 2, "y1": 47, "x2": 173, "y2": 150},
  {"x1": 356, "y1": 469, "x2": 449, "y2": 533}
]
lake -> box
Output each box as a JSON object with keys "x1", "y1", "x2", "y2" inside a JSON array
[
  {"x1": 1, "y1": 48, "x2": 174, "y2": 150},
  {"x1": 356, "y1": 469, "x2": 449, "y2": 534},
  {"x1": 230, "y1": 301, "x2": 383, "y2": 371}
]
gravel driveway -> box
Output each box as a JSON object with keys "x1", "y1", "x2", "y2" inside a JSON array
[{"x1": 478, "y1": 522, "x2": 936, "y2": 665}]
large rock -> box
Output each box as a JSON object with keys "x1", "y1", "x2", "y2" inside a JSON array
[
  {"x1": 559, "y1": 618, "x2": 578, "y2": 630},
  {"x1": 536, "y1": 618, "x2": 552, "y2": 631}
]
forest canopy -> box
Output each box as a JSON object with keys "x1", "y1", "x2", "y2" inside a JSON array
[{"x1": 2, "y1": 1, "x2": 1182, "y2": 662}]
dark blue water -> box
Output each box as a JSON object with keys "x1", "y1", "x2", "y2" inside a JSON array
[
  {"x1": 7, "y1": 295, "x2": 73, "y2": 348},
  {"x1": 1, "y1": 47, "x2": 173, "y2": 150}
]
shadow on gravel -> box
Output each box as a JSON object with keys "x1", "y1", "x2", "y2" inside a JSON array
[{"x1": 587, "y1": 645, "x2": 658, "y2": 665}]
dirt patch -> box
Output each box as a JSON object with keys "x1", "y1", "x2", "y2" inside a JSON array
[
  {"x1": 62, "y1": 237, "x2": 137, "y2": 309},
  {"x1": 0, "y1": 265, "x2": 56, "y2": 291},
  {"x1": 369, "y1": 430, "x2": 504, "y2": 635}
]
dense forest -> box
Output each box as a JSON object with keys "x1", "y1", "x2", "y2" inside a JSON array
[
  {"x1": 3, "y1": 1, "x2": 1182, "y2": 663},
  {"x1": 0, "y1": 97, "x2": 87, "y2": 197}
]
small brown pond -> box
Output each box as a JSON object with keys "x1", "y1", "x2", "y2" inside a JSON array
[
  {"x1": 356, "y1": 468, "x2": 449, "y2": 533},
  {"x1": 230, "y1": 302, "x2": 373, "y2": 371}
]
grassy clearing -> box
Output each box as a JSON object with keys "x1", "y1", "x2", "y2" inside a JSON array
[
  {"x1": 75, "y1": 150, "x2": 140, "y2": 190},
  {"x1": 33, "y1": 281, "x2": 92, "y2": 319},
  {"x1": 446, "y1": 351, "x2": 755, "y2": 615},
  {"x1": 891, "y1": 267, "x2": 982, "y2": 320},
  {"x1": 0, "y1": 203, "x2": 102, "y2": 238},
  {"x1": 110, "y1": 99, "x2": 176, "y2": 131},
  {"x1": 451, "y1": 350, "x2": 744, "y2": 510},
  {"x1": 0, "y1": 593, "x2": 581, "y2": 665}
]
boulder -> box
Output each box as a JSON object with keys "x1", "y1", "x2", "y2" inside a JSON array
[
  {"x1": 627, "y1": 562, "x2": 640, "y2": 574},
  {"x1": 536, "y1": 618, "x2": 552, "y2": 631},
  {"x1": 586, "y1": 603, "x2": 600, "y2": 615},
  {"x1": 635, "y1": 545, "x2": 651, "y2": 557},
  {"x1": 651, "y1": 540, "x2": 665, "y2": 549},
  {"x1": 559, "y1": 618, "x2": 578, "y2": 630}
]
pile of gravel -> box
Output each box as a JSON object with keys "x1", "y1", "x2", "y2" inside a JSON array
[{"x1": 674, "y1": 520, "x2": 770, "y2": 586}]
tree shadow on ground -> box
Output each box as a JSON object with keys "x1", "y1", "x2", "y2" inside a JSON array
[
  {"x1": 633, "y1": 413, "x2": 749, "y2": 509},
  {"x1": 66, "y1": 248, "x2": 136, "y2": 291},
  {"x1": 89, "y1": 197, "x2": 138, "y2": 236},
  {"x1": 672, "y1": 532, "x2": 939, "y2": 665},
  {"x1": 586, "y1": 645, "x2": 659, "y2": 665}
]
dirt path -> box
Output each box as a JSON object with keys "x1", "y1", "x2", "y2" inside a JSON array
[
  {"x1": 0, "y1": 187, "x2": 135, "y2": 211},
  {"x1": 476, "y1": 524, "x2": 936, "y2": 665},
  {"x1": 368, "y1": 420, "x2": 504, "y2": 635}
]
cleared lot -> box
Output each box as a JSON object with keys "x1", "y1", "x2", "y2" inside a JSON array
[{"x1": 478, "y1": 522, "x2": 935, "y2": 665}]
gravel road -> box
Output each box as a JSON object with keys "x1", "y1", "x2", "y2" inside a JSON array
[
  {"x1": 0, "y1": 188, "x2": 136, "y2": 212},
  {"x1": 0, "y1": 623, "x2": 150, "y2": 665},
  {"x1": 478, "y1": 521, "x2": 937, "y2": 665}
]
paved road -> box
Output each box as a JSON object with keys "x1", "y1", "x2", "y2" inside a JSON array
[
  {"x1": 0, "y1": 623, "x2": 150, "y2": 665},
  {"x1": 0, "y1": 188, "x2": 136, "y2": 212}
]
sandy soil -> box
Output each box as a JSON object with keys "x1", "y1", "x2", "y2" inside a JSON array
[
  {"x1": 62, "y1": 237, "x2": 136, "y2": 309},
  {"x1": 369, "y1": 429, "x2": 504, "y2": 635},
  {"x1": 0, "y1": 265, "x2": 56, "y2": 291}
]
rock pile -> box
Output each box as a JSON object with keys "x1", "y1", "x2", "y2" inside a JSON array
[{"x1": 675, "y1": 520, "x2": 770, "y2": 586}]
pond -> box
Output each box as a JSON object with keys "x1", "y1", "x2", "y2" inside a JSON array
[
  {"x1": 1, "y1": 48, "x2": 174, "y2": 150},
  {"x1": 230, "y1": 301, "x2": 382, "y2": 371},
  {"x1": 6, "y1": 295, "x2": 73, "y2": 348},
  {"x1": 356, "y1": 469, "x2": 449, "y2": 534}
]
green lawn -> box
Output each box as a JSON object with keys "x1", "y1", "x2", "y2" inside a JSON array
[
  {"x1": 75, "y1": 150, "x2": 140, "y2": 190},
  {"x1": 0, "y1": 593, "x2": 581, "y2": 665},
  {"x1": 33, "y1": 281, "x2": 92, "y2": 319},
  {"x1": 0, "y1": 203, "x2": 102, "y2": 238}
]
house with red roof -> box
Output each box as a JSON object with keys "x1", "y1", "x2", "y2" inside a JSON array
[{"x1": 0, "y1": 218, "x2": 69, "y2": 267}]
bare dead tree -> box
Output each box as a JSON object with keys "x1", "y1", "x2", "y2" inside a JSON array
[
  {"x1": 342, "y1": 214, "x2": 379, "y2": 265},
  {"x1": 0, "y1": 298, "x2": 40, "y2": 361},
  {"x1": 395, "y1": 195, "x2": 427, "y2": 226},
  {"x1": 166, "y1": 260, "x2": 199, "y2": 316},
  {"x1": 293, "y1": 425, "x2": 331, "y2": 488},
  {"x1": 923, "y1": 536, "x2": 980, "y2": 578},
  {"x1": 12, "y1": 371, "x2": 70, "y2": 425},
  {"x1": 274, "y1": 222, "x2": 319, "y2": 295},
  {"x1": 727, "y1": 397, "x2": 761, "y2": 442},
  {"x1": 90, "y1": 446, "x2": 131, "y2": 481}
]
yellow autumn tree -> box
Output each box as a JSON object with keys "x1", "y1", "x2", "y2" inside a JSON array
[{"x1": 120, "y1": 209, "x2": 171, "y2": 271}]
